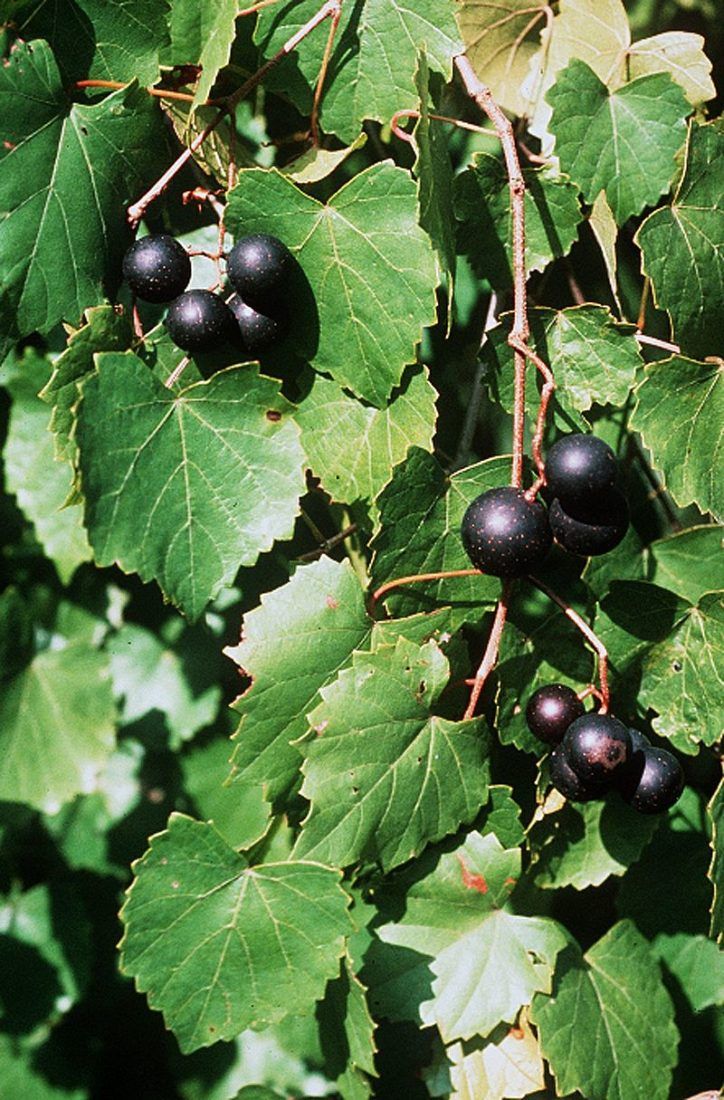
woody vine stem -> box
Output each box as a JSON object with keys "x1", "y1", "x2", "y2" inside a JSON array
[{"x1": 118, "y1": 10, "x2": 611, "y2": 718}]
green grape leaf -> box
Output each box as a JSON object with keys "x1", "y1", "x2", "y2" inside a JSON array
[
  {"x1": 454, "y1": 155, "x2": 582, "y2": 291},
  {"x1": 39, "y1": 304, "x2": 133, "y2": 462},
  {"x1": 227, "y1": 557, "x2": 370, "y2": 807},
  {"x1": 293, "y1": 637, "x2": 491, "y2": 873},
  {"x1": 654, "y1": 932, "x2": 724, "y2": 1012},
  {"x1": 480, "y1": 786, "x2": 525, "y2": 850},
  {"x1": 0, "y1": 1034, "x2": 86, "y2": 1099},
  {"x1": 627, "y1": 32, "x2": 716, "y2": 107},
  {"x1": 588, "y1": 192, "x2": 622, "y2": 313},
  {"x1": 414, "y1": 52, "x2": 456, "y2": 294},
  {"x1": 377, "y1": 832, "x2": 567, "y2": 1040},
  {"x1": 597, "y1": 582, "x2": 724, "y2": 752},
  {"x1": 370, "y1": 449, "x2": 507, "y2": 627},
  {"x1": 75, "y1": 353, "x2": 305, "y2": 620},
  {"x1": 455, "y1": 0, "x2": 550, "y2": 118},
  {"x1": 0, "y1": 588, "x2": 34, "y2": 683},
  {"x1": 446, "y1": 1013, "x2": 546, "y2": 1100},
  {"x1": 295, "y1": 367, "x2": 436, "y2": 506},
  {"x1": 282, "y1": 134, "x2": 368, "y2": 185},
  {"x1": 119, "y1": 813, "x2": 352, "y2": 1053},
  {"x1": 167, "y1": 0, "x2": 238, "y2": 106},
  {"x1": 629, "y1": 356, "x2": 717, "y2": 519},
  {"x1": 483, "y1": 306, "x2": 642, "y2": 429},
  {"x1": 632, "y1": 356, "x2": 723, "y2": 520},
  {"x1": 12, "y1": 0, "x2": 170, "y2": 85},
  {"x1": 108, "y1": 623, "x2": 222, "y2": 748},
  {"x1": 317, "y1": 953, "x2": 377, "y2": 1098},
  {"x1": 709, "y1": 780, "x2": 723, "y2": 943},
  {"x1": 0, "y1": 643, "x2": 116, "y2": 813},
  {"x1": 646, "y1": 526, "x2": 724, "y2": 604},
  {"x1": 0, "y1": 41, "x2": 163, "y2": 352},
  {"x1": 254, "y1": 0, "x2": 461, "y2": 144},
  {"x1": 530, "y1": 796, "x2": 659, "y2": 891},
  {"x1": 225, "y1": 164, "x2": 437, "y2": 407},
  {"x1": 635, "y1": 121, "x2": 723, "y2": 360},
  {"x1": 3, "y1": 353, "x2": 91, "y2": 583},
  {"x1": 547, "y1": 60, "x2": 690, "y2": 225},
  {"x1": 531, "y1": 922, "x2": 678, "y2": 1100},
  {"x1": 181, "y1": 738, "x2": 270, "y2": 851}
]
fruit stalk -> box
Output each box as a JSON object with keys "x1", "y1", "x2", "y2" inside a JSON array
[{"x1": 463, "y1": 582, "x2": 512, "y2": 720}]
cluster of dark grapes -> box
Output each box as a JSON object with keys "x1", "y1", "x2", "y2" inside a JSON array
[
  {"x1": 526, "y1": 684, "x2": 685, "y2": 813},
  {"x1": 121, "y1": 232, "x2": 293, "y2": 355},
  {"x1": 460, "y1": 432, "x2": 628, "y2": 578}
]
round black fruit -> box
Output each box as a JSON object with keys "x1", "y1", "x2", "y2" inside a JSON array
[
  {"x1": 621, "y1": 746, "x2": 684, "y2": 814},
  {"x1": 550, "y1": 746, "x2": 604, "y2": 802},
  {"x1": 165, "y1": 290, "x2": 234, "y2": 353},
  {"x1": 461, "y1": 487, "x2": 552, "y2": 578},
  {"x1": 549, "y1": 491, "x2": 629, "y2": 557},
  {"x1": 122, "y1": 234, "x2": 191, "y2": 303},
  {"x1": 526, "y1": 683, "x2": 584, "y2": 744},
  {"x1": 562, "y1": 713, "x2": 631, "y2": 785},
  {"x1": 228, "y1": 295, "x2": 287, "y2": 354},
  {"x1": 544, "y1": 434, "x2": 618, "y2": 508},
  {"x1": 226, "y1": 234, "x2": 293, "y2": 307}
]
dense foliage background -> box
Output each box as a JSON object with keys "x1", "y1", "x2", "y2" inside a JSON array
[{"x1": 0, "y1": 0, "x2": 721, "y2": 1096}]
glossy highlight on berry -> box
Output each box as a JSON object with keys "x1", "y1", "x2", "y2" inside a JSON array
[{"x1": 461, "y1": 486, "x2": 552, "y2": 578}]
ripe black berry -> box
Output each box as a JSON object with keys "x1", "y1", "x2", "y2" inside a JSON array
[
  {"x1": 544, "y1": 434, "x2": 618, "y2": 508},
  {"x1": 122, "y1": 235, "x2": 191, "y2": 303},
  {"x1": 550, "y1": 745, "x2": 604, "y2": 802},
  {"x1": 226, "y1": 234, "x2": 293, "y2": 308},
  {"x1": 461, "y1": 487, "x2": 552, "y2": 578},
  {"x1": 562, "y1": 713, "x2": 631, "y2": 785},
  {"x1": 228, "y1": 295, "x2": 287, "y2": 354},
  {"x1": 549, "y1": 491, "x2": 629, "y2": 557},
  {"x1": 165, "y1": 290, "x2": 235, "y2": 352},
  {"x1": 526, "y1": 683, "x2": 585, "y2": 744},
  {"x1": 620, "y1": 746, "x2": 684, "y2": 814}
]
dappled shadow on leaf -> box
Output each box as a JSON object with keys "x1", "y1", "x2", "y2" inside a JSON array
[
  {"x1": 601, "y1": 581, "x2": 687, "y2": 642},
  {"x1": 526, "y1": 172, "x2": 566, "y2": 259},
  {"x1": 0, "y1": 935, "x2": 62, "y2": 1035}
]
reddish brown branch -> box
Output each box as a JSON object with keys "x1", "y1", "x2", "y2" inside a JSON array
[
  {"x1": 369, "y1": 569, "x2": 481, "y2": 617},
  {"x1": 528, "y1": 575, "x2": 610, "y2": 713},
  {"x1": 389, "y1": 108, "x2": 499, "y2": 146},
  {"x1": 127, "y1": 0, "x2": 341, "y2": 227},
  {"x1": 311, "y1": 1, "x2": 342, "y2": 146},
  {"x1": 72, "y1": 79, "x2": 223, "y2": 105},
  {"x1": 463, "y1": 583, "x2": 513, "y2": 720}
]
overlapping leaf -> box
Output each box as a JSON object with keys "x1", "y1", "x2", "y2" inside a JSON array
[
  {"x1": 295, "y1": 367, "x2": 437, "y2": 505},
  {"x1": 377, "y1": 832, "x2": 567, "y2": 1040},
  {"x1": 654, "y1": 932, "x2": 724, "y2": 1013},
  {"x1": 226, "y1": 557, "x2": 370, "y2": 806},
  {"x1": 294, "y1": 637, "x2": 491, "y2": 872},
  {"x1": 646, "y1": 526, "x2": 724, "y2": 604},
  {"x1": 316, "y1": 953, "x2": 378, "y2": 1099},
  {"x1": 627, "y1": 32, "x2": 716, "y2": 106},
  {"x1": 225, "y1": 164, "x2": 437, "y2": 406},
  {"x1": 166, "y1": 0, "x2": 238, "y2": 106},
  {"x1": 456, "y1": 0, "x2": 550, "y2": 118},
  {"x1": 547, "y1": 60, "x2": 690, "y2": 225},
  {"x1": 255, "y1": 0, "x2": 461, "y2": 143},
  {"x1": 0, "y1": 41, "x2": 163, "y2": 353},
  {"x1": 370, "y1": 449, "x2": 507, "y2": 626},
  {"x1": 483, "y1": 306, "x2": 642, "y2": 429},
  {"x1": 446, "y1": 1014, "x2": 546, "y2": 1100},
  {"x1": 597, "y1": 582, "x2": 724, "y2": 752},
  {"x1": 12, "y1": 0, "x2": 170, "y2": 84},
  {"x1": 413, "y1": 52, "x2": 456, "y2": 293},
  {"x1": 0, "y1": 643, "x2": 116, "y2": 814},
  {"x1": 120, "y1": 814, "x2": 352, "y2": 1053},
  {"x1": 3, "y1": 353, "x2": 91, "y2": 582},
  {"x1": 531, "y1": 922, "x2": 678, "y2": 1100},
  {"x1": 454, "y1": 154, "x2": 582, "y2": 290},
  {"x1": 709, "y1": 780, "x2": 723, "y2": 943},
  {"x1": 75, "y1": 353, "x2": 305, "y2": 620},
  {"x1": 632, "y1": 356, "x2": 723, "y2": 520},
  {"x1": 636, "y1": 121, "x2": 724, "y2": 361},
  {"x1": 530, "y1": 796, "x2": 659, "y2": 891}
]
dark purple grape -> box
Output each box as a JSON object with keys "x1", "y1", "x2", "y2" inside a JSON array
[
  {"x1": 562, "y1": 713, "x2": 631, "y2": 785},
  {"x1": 461, "y1": 487, "x2": 552, "y2": 578},
  {"x1": 620, "y1": 746, "x2": 684, "y2": 814},
  {"x1": 544, "y1": 434, "x2": 618, "y2": 508},
  {"x1": 122, "y1": 234, "x2": 191, "y2": 303},
  {"x1": 526, "y1": 684, "x2": 585, "y2": 744},
  {"x1": 550, "y1": 745, "x2": 605, "y2": 802},
  {"x1": 549, "y1": 491, "x2": 629, "y2": 557},
  {"x1": 228, "y1": 295, "x2": 287, "y2": 354},
  {"x1": 226, "y1": 234, "x2": 293, "y2": 308},
  {"x1": 165, "y1": 290, "x2": 235, "y2": 352}
]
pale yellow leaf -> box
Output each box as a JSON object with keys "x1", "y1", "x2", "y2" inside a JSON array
[
  {"x1": 626, "y1": 32, "x2": 716, "y2": 106},
  {"x1": 589, "y1": 191, "x2": 622, "y2": 314},
  {"x1": 449, "y1": 1012, "x2": 546, "y2": 1100}
]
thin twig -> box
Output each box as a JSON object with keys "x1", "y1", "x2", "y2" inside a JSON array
[
  {"x1": 164, "y1": 357, "x2": 190, "y2": 389},
  {"x1": 635, "y1": 332, "x2": 681, "y2": 355},
  {"x1": 637, "y1": 276, "x2": 651, "y2": 331},
  {"x1": 72, "y1": 79, "x2": 223, "y2": 106},
  {"x1": 390, "y1": 108, "x2": 499, "y2": 147},
  {"x1": 127, "y1": 0, "x2": 341, "y2": 227},
  {"x1": 528, "y1": 575, "x2": 610, "y2": 713},
  {"x1": 311, "y1": 1, "x2": 342, "y2": 146},
  {"x1": 463, "y1": 583, "x2": 512, "y2": 720},
  {"x1": 298, "y1": 524, "x2": 358, "y2": 562},
  {"x1": 369, "y1": 569, "x2": 481, "y2": 617},
  {"x1": 131, "y1": 299, "x2": 144, "y2": 341}
]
